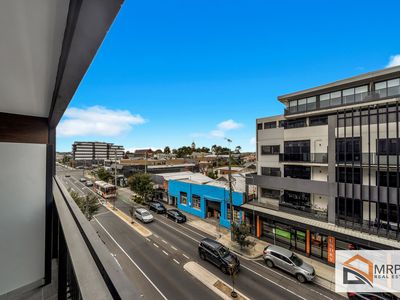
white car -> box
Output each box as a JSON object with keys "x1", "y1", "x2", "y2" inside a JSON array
[
  {"x1": 85, "y1": 180, "x2": 93, "y2": 187},
  {"x1": 79, "y1": 177, "x2": 87, "y2": 183},
  {"x1": 134, "y1": 208, "x2": 154, "y2": 223}
]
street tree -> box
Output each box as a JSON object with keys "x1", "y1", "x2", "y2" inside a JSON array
[
  {"x1": 164, "y1": 146, "x2": 171, "y2": 154},
  {"x1": 69, "y1": 190, "x2": 100, "y2": 221},
  {"x1": 231, "y1": 222, "x2": 254, "y2": 250},
  {"x1": 128, "y1": 173, "x2": 154, "y2": 202},
  {"x1": 95, "y1": 167, "x2": 113, "y2": 182}
]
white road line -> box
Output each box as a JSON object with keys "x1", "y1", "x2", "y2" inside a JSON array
[
  {"x1": 94, "y1": 218, "x2": 168, "y2": 300},
  {"x1": 171, "y1": 246, "x2": 178, "y2": 251},
  {"x1": 183, "y1": 254, "x2": 190, "y2": 259},
  {"x1": 154, "y1": 234, "x2": 159, "y2": 238},
  {"x1": 145, "y1": 238, "x2": 150, "y2": 242},
  {"x1": 162, "y1": 239, "x2": 167, "y2": 244},
  {"x1": 241, "y1": 265, "x2": 307, "y2": 300},
  {"x1": 252, "y1": 261, "x2": 335, "y2": 300},
  {"x1": 162, "y1": 250, "x2": 169, "y2": 256},
  {"x1": 111, "y1": 253, "x2": 122, "y2": 270},
  {"x1": 153, "y1": 243, "x2": 159, "y2": 248},
  {"x1": 173, "y1": 259, "x2": 180, "y2": 265}
]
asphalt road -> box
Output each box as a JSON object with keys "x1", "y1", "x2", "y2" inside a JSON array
[{"x1": 56, "y1": 165, "x2": 345, "y2": 300}]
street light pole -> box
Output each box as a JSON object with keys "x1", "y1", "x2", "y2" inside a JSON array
[
  {"x1": 114, "y1": 149, "x2": 117, "y2": 210},
  {"x1": 225, "y1": 138, "x2": 234, "y2": 241}
]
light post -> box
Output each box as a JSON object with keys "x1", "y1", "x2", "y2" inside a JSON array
[
  {"x1": 113, "y1": 149, "x2": 117, "y2": 210},
  {"x1": 224, "y1": 137, "x2": 234, "y2": 241}
]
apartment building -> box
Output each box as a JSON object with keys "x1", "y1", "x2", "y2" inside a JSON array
[
  {"x1": 243, "y1": 66, "x2": 400, "y2": 265},
  {"x1": 72, "y1": 141, "x2": 124, "y2": 162}
]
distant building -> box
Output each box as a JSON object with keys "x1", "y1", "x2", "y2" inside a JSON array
[
  {"x1": 133, "y1": 148, "x2": 154, "y2": 159},
  {"x1": 72, "y1": 141, "x2": 124, "y2": 162}
]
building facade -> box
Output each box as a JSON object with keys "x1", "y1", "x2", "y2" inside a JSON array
[
  {"x1": 244, "y1": 66, "x2": 400, "y2": 265},
  {"x1": 72, "y1": 141, "x2": 124, "y2": 162},
  {"x1": 169, "y1": 179, "x2": 245, "y2": 228}
]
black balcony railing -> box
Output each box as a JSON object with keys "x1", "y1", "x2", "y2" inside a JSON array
[
  {"x1": 279, "y1": 202, "x2": 328, "y2": 222},
  {"x1": 336, "y1": 153, "x2": 400, "y2": 165},
  {"x1": 53, "y1": 176, "x2": 139, "y2": 299},
  {"x1": 279, "y1": 153, "x2": 328, "y2": 164},
  {"x1": 285, "y1": 89, "x2": 400, "y2": 115}
]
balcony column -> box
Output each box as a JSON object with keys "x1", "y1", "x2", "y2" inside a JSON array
[{"x1": 328, "y1": 115, "x2": 337, "y2": 224}]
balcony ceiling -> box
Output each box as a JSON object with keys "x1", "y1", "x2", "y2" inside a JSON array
[{"x1": 0, "y1": 0, "x2": 69, "y2": 118}]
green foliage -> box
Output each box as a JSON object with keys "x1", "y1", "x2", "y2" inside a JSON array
[
  {"x1": 96, "y1": 167, "x2": 113, "y2": 182},
  {"x1": 207, "y1": 170, "x2": 218, "y2": 179},
  {"x1": 211, "y1": 144, "x2": 231, "y2": 155},
  {"x1": 163, "y1": 146, "x2": 171, "y2": 154},
  {"x1": 69, "y1": 190, "x2": 100, "y2": 221},
  {"x1": 131, "y1": 194, "x2": 144, "y2": 205},
  {"x1": 175, "y1": 146, "x2": 193, "y2": 158},
  {"x1": 231, "y1": 222, "x2": 254, "y2": 250},
  {"x1": 128, "y1": 173, "x2": 154, "y2": 202},
  {"x1": 62, "y1": 155, "x2": 71, "y2": 165}
]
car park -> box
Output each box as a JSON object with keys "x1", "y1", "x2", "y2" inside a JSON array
[
  {"x1": 263, "y1": 245, "x2": 315, "y2": 283},
  {"x1": 79, "y1": 177, "x2": 87, "y2": 182},
  {"x1": 148, "y1": 201, "x2": 166, "y2": 214},
  {"x1": 85, "y1": 180, "x2": 93, "y2": 187},
  {"x1": 134, "y1": 208, "x2": 154, "y2": 223},
  {"x1": 166, "y1": 209, "x2": 186, "y2": 223},
  {"x1": 198, "y1": 238, "x2": 240, "y2": 274}
]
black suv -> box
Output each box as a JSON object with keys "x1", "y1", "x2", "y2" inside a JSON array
[
  {"x1": 148, "y1": 201, "x2": 166, "y2": 214},
  {"x1": 166, "y1": 209, "x2": 186, "y2": 223},
  {"x1": 198, "y1": 238, "x2": 240, "y2": 274}
]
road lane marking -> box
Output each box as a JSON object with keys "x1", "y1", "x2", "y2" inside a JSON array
[
  {"x1": 162, "y1": 250, "x2": 169, "y2": 256},
  {"x1": 241, "y1": 264, "x2": 306, "y2": 300},
  {"x1": 111, "y1": 253, "x2": 122, "y2": 270},
  {"x1": 162, "y1": 239, "x2": 167, "y2": 244},
  {"x1": 94, "y1": 218, "x2": 168, "y2": 300},
  {"x1": 153, "y1": 243, "x2": 159, "y2": 248},
  {"x1": 146, "y1": 238, "x2": 150, "y2": 242},
  {"x1": 171, "y1": 246, "x2": 178, "y2": 251},
  {"x1": 173, "y1": 259, "x2": 180, "y2": 265},
  {"x1": 154, "y1": 234, "x2": 159, "y2": 238},
  {"x1": 183, "y1": 254, "x2": 190, "y2": 259}
]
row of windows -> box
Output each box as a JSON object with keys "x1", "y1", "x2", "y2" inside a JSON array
[
  {"x1": 180, "y1": 192, "x2": 201, "y2": 209},
  {"x1": 257, "y1": 115, "x2": 328, "y2": 131},
  {"x1": 288, "y1": 77, "x2": 400, "y2": 114}
]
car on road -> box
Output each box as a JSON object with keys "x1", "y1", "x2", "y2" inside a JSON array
[
  {"x1": 148, "y1": 201, "x2": 166, "y2": 214},
  {"x1": 79, "y1": 177, "x2": 87, "y2": 183},
  {"x1": 134, "y1": 208, "x2": 154, "y2": 223},
  {"x1": 85, "y1": 180, "x2": 93, "y2": 187},
  {"x1": 347, "y1": 292, "x2": 400, "y2": 300},
  {"x1": 198, "y1": 238, "x2": 240, "y2": 274},
  {"x1": 166, "y1": 209, "x2": 186, "y2": 223},
  {"x1": 263, "y1": 245, "x2": 315, "y2": 283},
  {"x1": 65, "y1": 174, "x2": 70, "y2": 178}
]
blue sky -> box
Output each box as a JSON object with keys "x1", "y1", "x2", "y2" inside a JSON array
[{"x1": 56, "y1": 0, "x2": 400, "y2": 152}]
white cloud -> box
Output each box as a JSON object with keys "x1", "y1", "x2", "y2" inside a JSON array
[
  {"x1": 210, "y1": 130, "x2": 225, "y2": 138},
  {"x1": 386, "y1": 55, "x2": 400, "y2": 68},
  {"x1": 57, "y1": 106, "x2": 145, "y2": 137},
  {"x1": 217, "y1": 119, "x2": 243, "y2": 131},
  {"x1": 250, "y1": 137, "x2": 256, "y2": 145}
]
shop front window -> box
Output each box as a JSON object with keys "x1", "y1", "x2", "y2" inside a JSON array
[
  {"x1": 311, "y1": 232, "x2": 328, "y2": 260},
  {"x1": 180, "y1": 192, "x2": 187, "y2": 205}
]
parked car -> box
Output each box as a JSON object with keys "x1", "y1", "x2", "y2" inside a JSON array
[
  {"x1": 85, "y1": 180, "x2": 93, "y2": 187},
  {"x1": 347, "y1": 292, "x2": 400, "y2": 300},
  {"x1": 166, "y1": 209, "x2": 186, "y2": 223},
  {"x1": 134, "y1": 208, "x2": 154, "y2": 223},
  {"x1": 148, "y1": 201, "x2": 166, "y2": 214},
  {"x1": 79, "y1": 177, "x2": 86, "y2": 182},
  {"x1": 65, "y1": 174, "x2": 70, "y2": 178},
  {"x1": 198, "y1": 238, "x2": 240, "y2": 274},
  {"x1": 263, "y1": 245, "x2": 315, "y2": 283}
]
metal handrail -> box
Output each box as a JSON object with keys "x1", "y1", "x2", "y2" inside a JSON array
[
  {"x1": 53, "y1": 176, "x2": 140, "y2": 299},
  {"x1": 279, "y1": 153, "x2": 328, "y2": 163}
]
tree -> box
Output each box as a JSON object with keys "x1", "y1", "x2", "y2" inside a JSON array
[
  {"x1": 154, "y1": 149, "x2": 162, "y2": 154},
  {"x1": 207, "y1": 170, "x2": 218, "y2": 179},
  {"x1": 69, "y1": 190, "x2": 100, "y2": 221},
  {"x1": 129, "y1": 206, "x2": 135, "y2": 223},
  {"x1": 128, "y1": 173, "x2": 154, "y2": 202},
  {"x1": 200, "y1": 146, "x2": 210, "y2": 153},
  {"x1": 164, "y1": 146, "x2": 171, "y2": 154},
  {"x1": 231, "y1": 222, "x2": 254, "y2": 250},
  {"x1": 234, "y1": 146, "x2": 242, "y2": 154},
  {"x1": 96, "y1": 167, "x2": 113, "y2": 182}
]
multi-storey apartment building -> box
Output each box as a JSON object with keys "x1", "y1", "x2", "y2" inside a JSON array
[
  {"x1": 243, "y1": 66, "x2": 400, "y2": 265},
  {"x1": 72, "y1": 141, "x2": 124, "y2": 162}
]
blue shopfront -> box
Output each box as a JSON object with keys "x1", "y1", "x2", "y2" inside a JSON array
[{"x1": 168, "y1": 180, "x2": 244, "y2": 228}]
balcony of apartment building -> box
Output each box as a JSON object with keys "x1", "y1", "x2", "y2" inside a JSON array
[
  {"x1": 282, "y1": 69, "x2": 400, "y2": 116},
  {"x1": 0, "y1": 1, "x2": 140, "y2": 299},
  {"x1": 278, "y1": 139, "x2": 328, "y2": 166}
]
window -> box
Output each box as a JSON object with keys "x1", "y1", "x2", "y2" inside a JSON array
[
  {"x1": 227, "y1": 204, "x2": 240, "y2": 221},
  {"x1": 354, "y1": 85, "x2": 368, "y2": 102},
  {"x1": 306, "y1": 97, "x2": 316, "y2": 110},
  {"x1": 261, "y1": 145, "x2": 280, "y2": 155},
  {"x1": 377, "y1": 171, "x2": 400, "y2": 188},
  {"x1": 284, "y1": 140, "x2": 310, "y2": 162},
  {"x1": 297, "y1": 98, "x2": 307, "y2": 112},
  {"x1": 257, "y1": 123, "x2": 263, "y2": 130},
  {"x1": 375, "y1": 78, "x2": 400, "y2": 98},
  {"x1": 336, "y1": 137, "x2": 361, "y2": 162},
  {"x1": 285, "y1": 118, "x2": 306, "y2": 129},
  {"x1": 342, "y1": 88, "x2": 355, "y2": 104},
  {"x1": 281, "y1": 190, "x2": 311, "y2": 210},
  {"x1": 261, "y1": 167, "x2": 281, "y2": 177},
  {"x1": 336, "y1": 197, "x2": 362, "y2": 222},
  {"x1": 320, "y1": 93, "x2": 330, "y2": 108},
  {"x1": 377, "y1": 138, "x2": 400, "y2": 155},
  {"x1": 309, "y1": 115, "x2": 328, "y2": 126},
  {"x1": 289, "y1": 100, "x2": 297, "y2": 113},
  {"x1": 264, "y1": 121, "x2": 277, "y2": 129},
  {"x1": 379, "y1": 203, "x2": 399, "y2": 223},
  {"x1": 278, "y1": 120, "x2": 287, "y2": 128},
  {"x1": 180, "y1": 192, "x2": 187, "y2": 205},
  {"x1": 336, "y1": 167, "x2": 362, "y2": 184},
  {"x1": 261, "y1": 188, "x2": 280, "y2": 200},
  {"x1": 330, "y1": 91, "x2": 342, "y2": 106},
  {"x1": 284, "y1": 165, "x2": 311, "y2": 179},
  {"x1": 192, "y1": 194, "x2": 201, "y2": 209}
]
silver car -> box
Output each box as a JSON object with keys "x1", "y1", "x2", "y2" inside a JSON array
[
  {"x1": 134, "y1": 208, "x2": 154, "y2": 223},
  {"x1": 263, "y1": 245, "x2": 315, "y2": 283}
]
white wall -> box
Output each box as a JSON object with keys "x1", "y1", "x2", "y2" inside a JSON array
[
  {"x1": 312, "y1": 194, "x2": 328, "y2": 211},
  {"x1": 284, "y1": 125, "x2": 329, "y2": 153},
  {"x1": 0, "y1": 142, "x2": 46, "y2": 295},
  {"x1": 312, "y1": 166, "x2": 328, "y2": 182}
]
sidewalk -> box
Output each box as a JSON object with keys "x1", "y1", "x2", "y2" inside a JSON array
[{"x1": 185, "y1": 216, "x2": 335, "y2": 291}]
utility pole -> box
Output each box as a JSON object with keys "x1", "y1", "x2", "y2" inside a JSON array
[
  {"x1": 225, "y1": 138, "x2": 234, "y2": 240},
  {"x1": 114, "y1": 148, "x2": 117, "y2": 210},
  {"x1": 145, "y1": 150, "x2": 148, "y2": 174}
]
